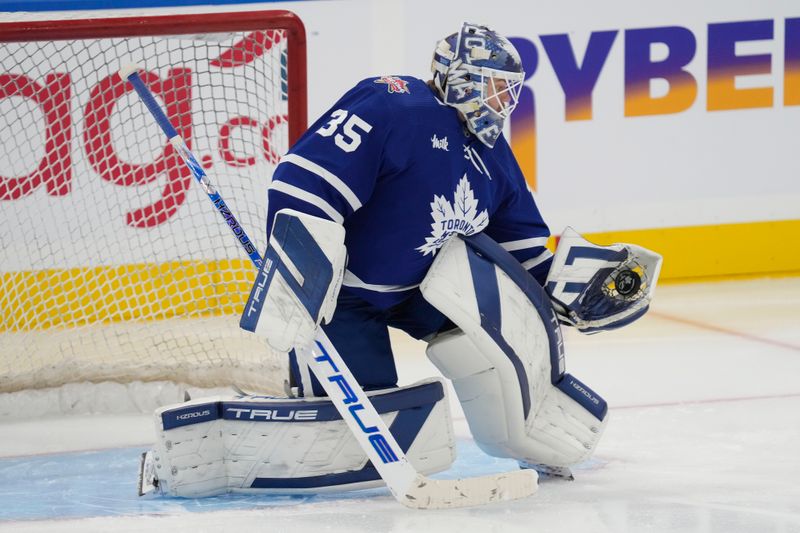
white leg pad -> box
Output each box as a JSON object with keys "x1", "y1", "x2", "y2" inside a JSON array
[
  {"x1": 422, "y1": 235, "x2": 608, "y2": 468},
  {"x1": 142, "y1": 378, "x2": 455, "y2": 497}
]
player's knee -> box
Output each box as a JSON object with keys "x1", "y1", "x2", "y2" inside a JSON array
[
  {"x1": 421, "y1": 233, "x2": 609, "y2": 468},
  {"x1": 427, "y1": 328, "x2": 607, "y2": 467}
]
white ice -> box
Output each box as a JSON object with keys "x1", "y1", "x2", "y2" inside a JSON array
[{"x1": 1, "y1": 277, "x2": 799, "y2": 533}]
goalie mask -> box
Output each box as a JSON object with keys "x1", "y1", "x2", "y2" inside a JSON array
[{"x1": 431, "y1": 22, "x2": 524, "y2": 148}]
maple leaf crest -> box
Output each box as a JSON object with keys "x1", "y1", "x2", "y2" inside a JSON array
[{"x1": 416, "y1": 174, "x2": 489, "y2": 256}]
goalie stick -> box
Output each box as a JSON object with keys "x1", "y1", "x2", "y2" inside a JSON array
[{"x1": 120, "y1": 64, "x2": 537, "y2": 509}]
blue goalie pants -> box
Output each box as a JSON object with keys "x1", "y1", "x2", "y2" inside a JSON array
[{"x1": 289, "y1": 288, "x2": 453, "y2": 397}]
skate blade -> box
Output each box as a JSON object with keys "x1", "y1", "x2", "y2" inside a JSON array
[{"x1": 137, "y1": 450, "x2": 159, "y2": 496}]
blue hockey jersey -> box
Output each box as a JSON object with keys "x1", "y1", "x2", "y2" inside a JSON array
[{"x1": 268, "y1": 76, "x2": 552, "y2": 309}]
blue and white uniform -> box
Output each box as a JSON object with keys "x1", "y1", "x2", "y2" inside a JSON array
[{"x1": 267, "y1": 76, "x2": 552, "y2": 395}]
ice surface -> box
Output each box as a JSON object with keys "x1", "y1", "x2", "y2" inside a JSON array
[{"x1": 1, "y1": 278, "x2": 799, "y2": 532}]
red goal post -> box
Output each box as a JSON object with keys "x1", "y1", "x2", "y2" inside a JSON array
[
  {"x1": 0, "y1": 10, "x2": 307, "y2": 143},
  {"x1": 0, "y1": 10, "x2": 307, "y2": 399}
]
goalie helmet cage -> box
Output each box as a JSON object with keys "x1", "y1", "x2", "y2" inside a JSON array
[{"x1": 0, "y1": 11, "x2": 306, "y2": 397}]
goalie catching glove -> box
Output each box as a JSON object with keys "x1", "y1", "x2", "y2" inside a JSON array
[
  {"x1": 545, "y1": 227, "x2": 663, "y2": 334},
  {"x1": 240, "y1": 209, "x2": 347, "y2": 352}
]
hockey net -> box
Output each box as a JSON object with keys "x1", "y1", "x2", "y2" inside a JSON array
[{"x1": 0, "y1": 11, "x2": 307, "y2": 409}]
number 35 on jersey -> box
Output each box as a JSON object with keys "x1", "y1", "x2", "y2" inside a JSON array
[{"x1": 317, "y1": 109, "x2": 373, "y2": 152}]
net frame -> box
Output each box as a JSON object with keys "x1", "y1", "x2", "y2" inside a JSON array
[
  {"x1": 0, "y1": 10, "x2": 307, "y2": 142},
  {"x1": 0, "y1": 10, "x2": 307, "y2": 396}
]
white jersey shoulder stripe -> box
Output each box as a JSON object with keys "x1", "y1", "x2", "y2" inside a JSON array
[
  {"x1": 499, "y1": 236, "x2": 549, "y2": 252},
  {"x1": 520, "y1": 249, "x2": 553, "y2": 271},
  {"x1": 342, "y1": 270, "x2": 419, "y2": 293},
  {"x1": 280, "y1": 153, "x2": 363, "y2": 212},
  {"x1": 269, "y1": 181, "x2": 344, "y2": 224}
]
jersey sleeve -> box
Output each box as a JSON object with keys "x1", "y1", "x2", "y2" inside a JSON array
[
  {"x1": 266, "y1": 81, "x2": 396, "y2": 236},
  {"x1": 484, "y1": 137, "x2": 553, "y2": 286}
]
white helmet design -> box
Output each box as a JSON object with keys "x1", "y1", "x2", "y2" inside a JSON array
[{"x1": 432, "y1": 22, "x2": 525, "y2": 148}]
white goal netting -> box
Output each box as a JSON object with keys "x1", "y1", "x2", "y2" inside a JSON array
[{"x1": 0, "y1": 11, "x2": 306, "y2": 403}]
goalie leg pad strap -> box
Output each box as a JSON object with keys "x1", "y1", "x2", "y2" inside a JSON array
[
  {"x1": 144, "y1": 378, "x2": 455, "y2": 497},
  {"x1": 421, "y1": 234, "x2": 608, "y2": 467}
]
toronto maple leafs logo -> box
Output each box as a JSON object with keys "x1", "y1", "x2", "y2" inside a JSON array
[{"x1": 416, "y1": 175, "x2": 489, "y2": 256}]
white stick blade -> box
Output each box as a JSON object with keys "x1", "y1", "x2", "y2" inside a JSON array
[{"x1": 401, "y1": 470, "x2": 538, "y2": 510}]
